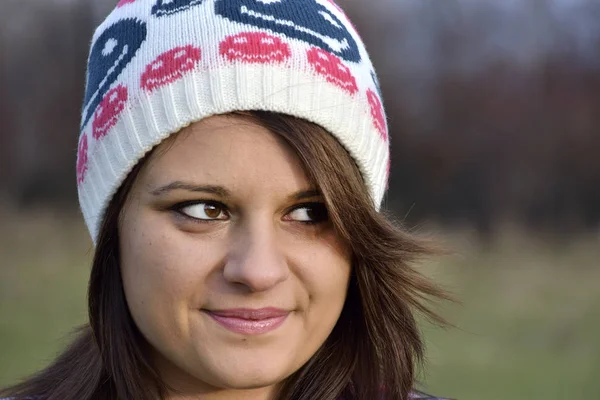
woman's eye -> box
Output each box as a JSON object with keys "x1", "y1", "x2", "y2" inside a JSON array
[
  {"x1": 178, "y1": 202, "x2": 228, "y2": 221},
  {"x1": 287, "y1": 203, "x2": 329, "y2": 223}
]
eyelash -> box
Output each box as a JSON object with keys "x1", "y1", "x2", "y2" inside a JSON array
[
  {"x1": 285, "y1": 202, "x2": 329, "y2": 225},
  {"x1": 171, "y1": 200, "x2": 228, "y2": 223},
  {"x1": 170, "y1": 201, "x2": 328, "y2": 225}
]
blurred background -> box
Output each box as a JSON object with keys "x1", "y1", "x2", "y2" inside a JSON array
[{"x1": 1, "y1": 0, "x2": 599, "y2": 399}]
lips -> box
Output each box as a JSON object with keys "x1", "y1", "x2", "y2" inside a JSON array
[
  {"x1": 219, "y1": 32, "x2": 291, "y2": 64},
  {"x1": 367, "y1": 89, "x2": 387, "y2": 141},
  {"x1": 307, "y1": 47, "x2": 358, "y2": 95},
  {"x1": 92, "y1": 85, "x2": 128, "y2": 139},
  {"x1": 116, "y1": 0, "x2": 136, "y2": 7},
  {"x1": 204, "y1": 308, "x2": 290, "y2": 335},
  {"x1": 141, "y1": 45, "x2": 202, "y2": 92},
  {"x1": 76, "y1": 133, "x2": 88, "y2": 185}
]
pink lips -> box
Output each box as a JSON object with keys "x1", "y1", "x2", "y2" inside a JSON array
[{"x1": 205, "y1": 308, "x2": 289, "y2": 335}]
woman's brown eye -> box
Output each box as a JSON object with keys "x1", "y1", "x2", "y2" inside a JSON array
[
  {"x1": 179, "y1": 202, "x2": 228, "y2": 221},
  {"x1": 287, "y1": 203, "x2": 328, "y2": 223},
  {"x1": 204, "y1": 204, "x2": 221, "y2": 219}
]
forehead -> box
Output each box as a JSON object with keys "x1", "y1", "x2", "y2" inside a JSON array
[{"x1": 138, "y1": 114, "x2": 312, "y2": 194}]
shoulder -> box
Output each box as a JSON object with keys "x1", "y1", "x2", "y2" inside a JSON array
[
  {"x1": 410, "y1": 391, "x2": 453, "y2": 399},
  {"x1": 0, "y1": 397, "x2": 43, "y2": 400}
]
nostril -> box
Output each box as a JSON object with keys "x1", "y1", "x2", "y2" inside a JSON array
[{"x1": 223, "y1": 246, "x2": 289, "y2": 291}]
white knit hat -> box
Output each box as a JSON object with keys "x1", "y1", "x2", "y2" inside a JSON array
[{"x1": 77, "y1": 0, "x2": 390, "y2": 242}]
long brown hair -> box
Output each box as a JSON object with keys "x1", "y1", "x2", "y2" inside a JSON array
[{"x1": 1, "y1": 111, "x2": 450, "y2": 400}]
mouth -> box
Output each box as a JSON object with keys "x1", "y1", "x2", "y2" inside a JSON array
[{"x1": 203, "y1": 308, "x2": 290, "y2": 336}]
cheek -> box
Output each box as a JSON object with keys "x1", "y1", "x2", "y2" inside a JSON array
[
  {"x1": 119, "y1": 211, "x2": 223, "y2": 341},
  {"x1": 291, "y1": 232, "x2": 352, "y2": 323}
]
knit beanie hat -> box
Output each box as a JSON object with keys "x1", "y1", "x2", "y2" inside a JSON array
[{"x1": 77, "y1": 0, "x2": 390, "y2": 242}]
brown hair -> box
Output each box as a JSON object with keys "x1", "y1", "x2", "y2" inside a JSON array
[{"x1": 1, "y1": 111, "x2": 450, "y2": 400}]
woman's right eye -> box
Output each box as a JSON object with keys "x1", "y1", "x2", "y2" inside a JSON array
[{"x1": 176, "y1": 202, "x2": 229, "y2": 221}]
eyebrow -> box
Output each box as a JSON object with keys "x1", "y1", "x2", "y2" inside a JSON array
[
  {"x1": 150, "y1": 181, "x2": 231, "y2": 197},
  {"x1": 150, "y1": 181, "x2": 321, "y2": 202},
  {"x1": 289, "y1": 189, "x2": 321, "y2": 202}
]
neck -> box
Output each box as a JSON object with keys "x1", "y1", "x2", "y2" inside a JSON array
[{"x1": 166, "y1": 386, "x2": 277, "y2": 400}]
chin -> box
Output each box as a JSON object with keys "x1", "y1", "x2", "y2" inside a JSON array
[
  {"x1": 210, "y1": 366, "x2": 291, "y2": 390},
  {"x1": 211, "y1": 350, "x2": 302, "y2": 389},
  {"x1": 186, "y1": 331, "x2": 305, "y2": 390}
]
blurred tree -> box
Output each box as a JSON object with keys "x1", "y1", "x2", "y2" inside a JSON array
[{"x1": 1, "y1": 0, "x2": 599, "y2": 237}]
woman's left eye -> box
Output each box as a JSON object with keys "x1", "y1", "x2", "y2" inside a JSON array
[
  {"x1": 176, "y1": 202, "x2": 229, "y2": 221},
  {"x1": 286, "y1": 203, "x2": 329, "y2": 224}
]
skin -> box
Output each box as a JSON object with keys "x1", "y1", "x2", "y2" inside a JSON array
[{"x1": 119, "y1": 115, "x2": 352, "y2": 400}]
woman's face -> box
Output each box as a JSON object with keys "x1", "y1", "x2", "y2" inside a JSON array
[{"x1": 119, "y1": 115, "x2": 352, "y2": 397}]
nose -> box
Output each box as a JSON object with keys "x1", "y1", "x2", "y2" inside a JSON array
[{"x1": 223, "y1": 218, "x2": 289, "y2": 292}]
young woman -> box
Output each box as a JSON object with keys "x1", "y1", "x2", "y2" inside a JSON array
[{"x1": 1, "y1": 1, "x2": 451, "y2": 399}]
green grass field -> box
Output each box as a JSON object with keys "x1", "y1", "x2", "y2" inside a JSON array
[{"x1": 1, "y1": 210, "x2": 599, "y2": 399}]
